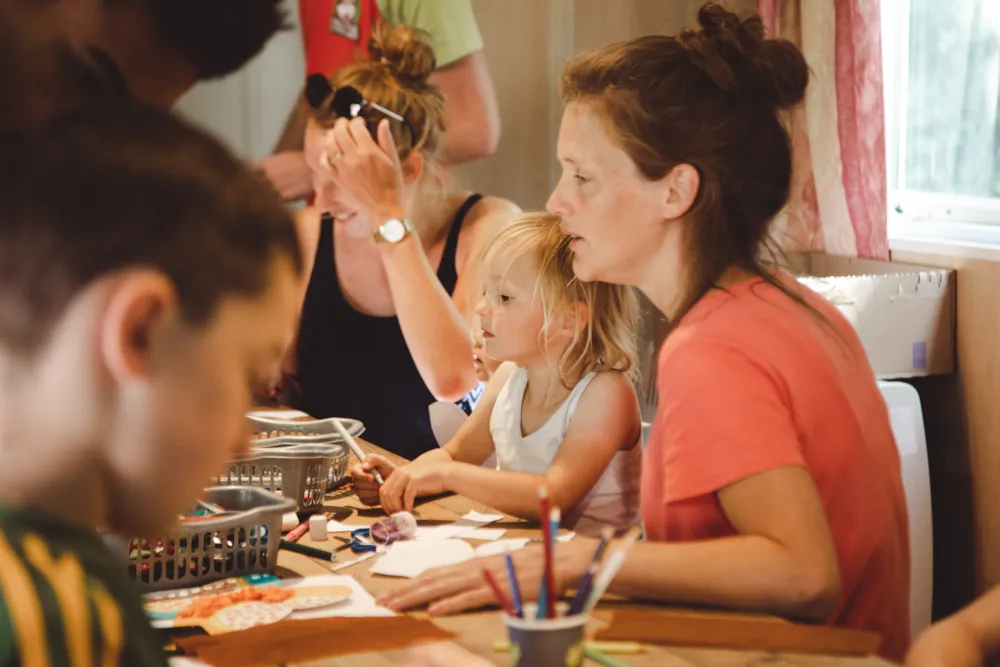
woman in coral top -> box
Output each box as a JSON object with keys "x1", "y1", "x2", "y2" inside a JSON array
[{"x1": 376, "y1": 3, "x2": 911, "y2": 661}]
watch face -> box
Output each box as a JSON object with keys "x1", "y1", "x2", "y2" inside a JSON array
[{"x1": 380, "y1": 219, "x2": 406, "y2": 243}]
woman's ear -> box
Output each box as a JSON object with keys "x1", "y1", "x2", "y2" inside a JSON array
[
  {"x1": 661, "y1": 163, "x2": 699, "y2": 221},
  {"x1": 401, "y1": 152, "x2": 425, "y2": 185}
]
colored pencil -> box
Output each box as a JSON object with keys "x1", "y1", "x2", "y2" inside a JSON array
[
  {"x1": 331, "y1": 418, "x2": 384, "y2": 485},
  {"x1": 584, "y1": 527, "x2": 641, "y2": 613},
  {"x1": 546, "y1": 507, "x2": 560, "y2": 619},
  {"x1": 504, "y1": 553, "x2": 523, "y2": 617},
  {"x1": 536, "y1": 486, "x2": 552, "y2": 619},
  {"x1": 582, "y1": 645, "x2": 639, "y2": 667},
  {"x1": 568, "y1": 526, "x2": 612, "y2": 615},
  {"x1": 482, "y1": 568, "x2": 516, "y2": 616}
]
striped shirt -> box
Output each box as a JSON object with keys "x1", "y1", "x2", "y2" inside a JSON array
[{"x1": 0, "y1": 505, "x2": 167, "y2": 666}]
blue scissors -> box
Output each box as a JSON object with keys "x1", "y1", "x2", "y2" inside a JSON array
[{"x1": 333, "y1": 527, "x2": 377, "y2": 553}]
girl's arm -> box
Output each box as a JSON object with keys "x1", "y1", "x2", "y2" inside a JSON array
[
  {"x1": 442, "y1": 372, "x2": 639, "y2": 519},
  {"x1": 377, "y1": 364, "x2": 515, "y2": 514},
  {"x1": 380, "y1": 371, "x2": 641, "y2": 519}
]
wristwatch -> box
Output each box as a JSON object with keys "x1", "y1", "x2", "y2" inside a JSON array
[{"x1": 373, "y1": 218, "x2": 414, "y2": 244}]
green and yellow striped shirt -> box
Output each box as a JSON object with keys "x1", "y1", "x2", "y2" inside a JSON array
[{"x1": 0, "y1": 506, "x2": 168, "y2": 666}]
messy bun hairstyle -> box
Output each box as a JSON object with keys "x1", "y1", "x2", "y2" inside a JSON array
[
  {"x1": 321, "y1": 23, "x2": 445, "y2": 161},
  {"x1": 561, "y1": 2, "x2": 811, "y2": 324}
]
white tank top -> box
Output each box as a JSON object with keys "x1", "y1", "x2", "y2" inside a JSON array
[{"x1": 489, "y1": 367, "x2": 642, "y2": 536}]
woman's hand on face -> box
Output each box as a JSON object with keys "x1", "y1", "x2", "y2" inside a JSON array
[
  {"x1": 350, "y1": 454, "x2": 396, "y2": 506},
  {"x1": 376, "y1": 539, "x2": 595, "y2": 616},
  {"x1": 378, "y1": 462, "x2": 452, "y2": 515},
  {"x1": 326, "y1": 117, "x2": 407, "y2": 225}
]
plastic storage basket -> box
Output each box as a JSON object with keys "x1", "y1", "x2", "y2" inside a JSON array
[
  {"x1": 247, "y1": 414, "x2": 365, "y2": 447},
  {"x1": 120, "y1": 486, "x2": 296, "y2": 592},
  {"x1": 213, "y1": 444, "x2": 347, "y2": 511}
]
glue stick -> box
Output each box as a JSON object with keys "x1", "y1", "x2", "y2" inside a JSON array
[
  {"x1": 308, "y1": 514, "x2": 329, "y2": 541},
  {"x1": 370, "y1": 511, "x2": 417, "y2": 545}
]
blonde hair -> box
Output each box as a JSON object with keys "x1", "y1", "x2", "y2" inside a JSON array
[
  {"x1": 311, "y1": 23, "x2": 445, "y2": 163},
  {"x1": 480, "y1": 212, "x2": 640, "y2": 386}
]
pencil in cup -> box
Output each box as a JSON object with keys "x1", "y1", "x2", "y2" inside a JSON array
[
  {"x1": 545, "y1": 507, "x2": 560, "y2": 619},
  {"x1": 568, "y1": 526, "x2": 612, "y2": 615},
  {"x1": 583, "y1": 526, "x2": 642, "y2": 613},
  {"x1": 332, "y1": 418, "x2": 384, "y2": 485},
  {"x1": 504, "y1": 553, "x2": 524, "y2": 618},
  {"x1": 482, "y1": 568, "x2": 517, "y2": 617}
]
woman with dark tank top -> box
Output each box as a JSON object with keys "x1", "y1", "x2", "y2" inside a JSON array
[{"x1": 286, "y1": 25, "x2": 519, "y2": 459}]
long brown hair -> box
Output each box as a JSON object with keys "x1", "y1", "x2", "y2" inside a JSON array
[{"x1": 560, "y1": 3, "x2": 812, "y2": 325}]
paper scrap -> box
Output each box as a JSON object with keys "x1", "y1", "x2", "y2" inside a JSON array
[
  {"x1": 474, "y1": 538, "x2": 531, "y2": 557},
  {"x1": 371, "y1": 539, "x2": 476, "y2": 578},
  {"x1": 326, "y1": 519, "x2": 360, "y2": 533},
  {"x1": 283, "y1": 574, "x2": 393, "y2": 618},
  {"x1": 556, "y1": 532, "x2": 576, "y2": 543},
  {"x1": 457, "y1": 527, "x2": 507, "y2": 541},
  {"x1": 415, "y1": 510, "x2": 504, "y2": 541}
]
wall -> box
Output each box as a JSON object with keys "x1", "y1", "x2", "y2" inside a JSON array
[
  {"x1": 892, "y1": 249, "x2": 999, "y2": 616},
  {"x1": 454, "y1": 0, "x2": 756, "y2": 209}
]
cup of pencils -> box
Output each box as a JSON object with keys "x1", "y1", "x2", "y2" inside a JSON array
[
  {"x1": 484, "y1": 488, "x2": 641, "y2": 667},
  {"x1": 501, "y1": 602, "x2": 587, "y2": 667}
]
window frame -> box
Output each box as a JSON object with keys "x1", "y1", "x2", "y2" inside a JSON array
[{"x1": 882, "y1": 0, "x2": 1000, "y2": 243}]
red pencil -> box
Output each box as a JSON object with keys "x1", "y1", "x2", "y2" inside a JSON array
[{"x1": 482, "y1": 568, "x2": 516, "y2": 616}]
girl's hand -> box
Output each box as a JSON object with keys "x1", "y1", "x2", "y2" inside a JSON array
[
  {"x1": 376, "y1": 539, "x2": 595, "y2": 616},
  {"x1": 325, "y1": 117, "x2": 407, "y2": 226},
  {"x1": 350, "y1": 454, "x2": 396, "y2": 506},
  {"x1": 379, "y1": 462, "x2": 452, "y2": 515}
]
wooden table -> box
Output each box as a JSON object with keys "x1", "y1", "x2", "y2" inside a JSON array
[{"x1": 267, "y1": 439, "x2": 898, "y2": 667}]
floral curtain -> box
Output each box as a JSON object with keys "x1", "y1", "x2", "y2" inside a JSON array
[{"x1": 758, "y1": 0, "x2": 889, "y2": 259}]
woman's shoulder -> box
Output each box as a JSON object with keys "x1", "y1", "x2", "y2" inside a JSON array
[
  {"x1": 453, "y1": 193, "x2": 521, "y2": 269},
  {"x1": 457, "y1": 193, "x2": 521, "y2": 238}
]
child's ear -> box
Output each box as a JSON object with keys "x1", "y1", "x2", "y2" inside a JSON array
[
  {"x1": 100, "y1": 270, "x2": 177, "y2": 382},
  {"x1": 560, "y1": 300, "x2": 590, "y2": 337}
]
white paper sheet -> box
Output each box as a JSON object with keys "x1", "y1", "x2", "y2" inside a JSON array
[
  {"x1": 326, "y1": 519, "x2": 361, "y2": 533},
  {"x1": 283, "y1": 574, "x2": 394, "y2": 618},
  {"x1": 370, "y1": 539, "x2": 476, "y2": 578},
  {"x1": 556, "y1": 532, "x2": 576, "y2": 543},
  {"x1": 457, "y1": 527, "x2": 507, "y2": 541},
  {"x1": 414, "y1": 510, "x2": 504, "y2": 541},
  {"x1": 473, "y1": 538, "x2": 532, "y2": 557}
]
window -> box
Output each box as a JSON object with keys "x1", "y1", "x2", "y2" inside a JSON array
[{"x1": 883, "y1": 0, "x2": 1000, "y2": 240}]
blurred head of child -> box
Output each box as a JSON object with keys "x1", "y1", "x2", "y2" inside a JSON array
[{"x1": 0, "y1": 103, "x2": 302, "y2": 537}]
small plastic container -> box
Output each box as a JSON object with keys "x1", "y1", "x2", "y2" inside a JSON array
[
  {"x1": 501, "y1": 603, "x2": 587, "y2": 667},
  {"x1": 369, "y1": 511, "x2": 418, "y2": 545}
]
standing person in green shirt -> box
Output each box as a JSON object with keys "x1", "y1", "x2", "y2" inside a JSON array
[
  {"x1": 257, "y1": 0, "x2": 501, "y2": 201},
  {"x1": 0, "y1": 102, "x2": 302, "y2": 666}
]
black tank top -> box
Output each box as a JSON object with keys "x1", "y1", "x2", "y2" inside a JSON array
[{"x1": 294, "y1": 194, "x2": 484, "y2": 460}]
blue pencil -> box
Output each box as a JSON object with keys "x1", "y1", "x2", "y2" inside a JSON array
[{"x1": 504, "y1": 553, "x2": 523, "y2": 618}]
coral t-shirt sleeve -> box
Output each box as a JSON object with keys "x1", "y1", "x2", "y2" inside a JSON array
[{"x1": 650, "y1": 339, "x2": 807, "y2": 504}]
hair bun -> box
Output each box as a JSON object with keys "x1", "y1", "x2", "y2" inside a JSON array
[
  {"x1": 368, "y1": 24, "x2": 436, "y2": 87},
  {"x1": 683, "y1": 3, "x2": 808, "y2": 111}
]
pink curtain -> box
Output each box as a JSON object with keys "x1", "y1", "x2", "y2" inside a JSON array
[{"x1": 758, "y1": 0, "x2": 889, "y2": 259}]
